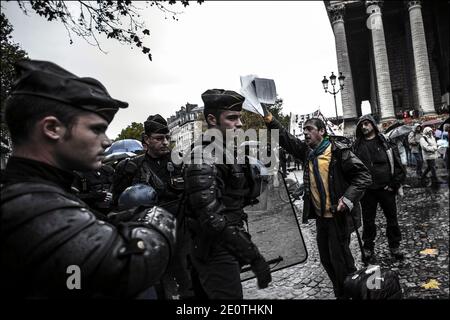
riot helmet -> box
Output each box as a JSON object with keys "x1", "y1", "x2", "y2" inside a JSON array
[{"x1": 118, "y1": 183, "x2": 158, "y2": 210}]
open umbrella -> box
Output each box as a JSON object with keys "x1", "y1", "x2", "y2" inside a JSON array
[
  {"x1": 105, "y1": 139, "x2": 143, "y2": 155},
  {"x1": 103, "y1": 151, "x2": 136, "y2": 164},
  {"x1": 387, "y1": 125, "x2": 413, "y2": 139},
  {"x1": 422, "y1": 118, "x2": 444, "y2": 127},
  {"x1": 384, "y1": 121, "x2": 404, "y2": 134}
]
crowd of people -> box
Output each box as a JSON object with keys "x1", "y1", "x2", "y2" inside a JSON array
[{"x1": 0, "y1": 59, "x2": 448, "y2": 299}]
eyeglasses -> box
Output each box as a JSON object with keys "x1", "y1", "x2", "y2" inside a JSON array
[{"x1": 150, "y1": 134, "x2": 171, "y2": 142}]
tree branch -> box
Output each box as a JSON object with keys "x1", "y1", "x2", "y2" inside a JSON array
[{"x1": 14, "y1": 0, "x2": 203, "y2": 61}]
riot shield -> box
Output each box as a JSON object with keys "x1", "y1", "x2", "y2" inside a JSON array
[{"x1": 241, "y1": 170, "x2": 308, "y2": 281}]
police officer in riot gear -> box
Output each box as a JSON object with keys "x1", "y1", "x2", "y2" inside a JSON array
[
  {"x1": 111, "y1": 114, "x2": 192, "y2": 299},
  {"x1": 0, "y1": 60, "x2": 176, "y2": 298},
  {"x1": 183, "y1": 89, "x2": 272, "y2": 299},
  {"x1": 112, "y1": 114, "x2": 184, "y2": 214}
]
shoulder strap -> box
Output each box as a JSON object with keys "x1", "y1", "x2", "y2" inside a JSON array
[{"x1": 140, "y1": 159, "x2": 165, "y2": 191}]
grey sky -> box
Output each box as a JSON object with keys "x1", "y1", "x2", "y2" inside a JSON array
[{"x1": 3, "y1": 1, "x2": 342, "y2": 139}]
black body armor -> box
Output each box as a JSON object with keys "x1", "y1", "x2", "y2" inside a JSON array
[
  {"x1": 183, "y1": 142, "x2": 267, "y2": 263},
  {"x1": 0, "y1": 182, "x2": 176, "y2": 298},
  {"x1": 72, "y1": 164, "x2": 115, "y2": 213},
  {"x1": 112, "y1": 153, "x2": 184, "y2": 215}
]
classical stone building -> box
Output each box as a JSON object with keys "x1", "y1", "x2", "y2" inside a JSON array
[
  {"x1": 167, "y1": 103, "x2": 204, "y2": 155},
  {"x1": 325, "y1": 0, "x2": 449, "y2": 133}
]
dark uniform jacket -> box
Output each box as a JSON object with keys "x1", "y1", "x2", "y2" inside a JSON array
[
  {"x1": 353, "y1": 114, "x2": 406, "y2": 191},
  {"x1": 111, "y1": 153, "x2": 184, "y2": 215},
  {"x1": 0, "y1": 157, "x2": 175, "y2": 298},
  {"x1": 72, "y1": 164, "x2": 114, "y2": 213},
  {"x1": 183, "y1": 138, "x2": 263, "y2": 263},
  {"x1": 266, "y1": 118, "x2": 372, "y2": 235}
]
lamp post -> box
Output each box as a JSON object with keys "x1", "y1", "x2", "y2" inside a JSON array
[{"x1": 322, "y1": 72, "x2": 345, "y2": 121}]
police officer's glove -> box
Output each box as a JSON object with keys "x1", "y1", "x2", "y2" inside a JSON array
[{"x1": 251, "y1": 255, "x2": 272, "y2": 289}]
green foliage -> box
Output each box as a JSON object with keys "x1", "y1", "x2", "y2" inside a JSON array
[
  {"x1": 14, "y1": 1, "x2": 203, "y2": 61},
  {"x1": 241, "y1": 110, "x2": 265, "y2": 131},
  {"x1": 1, "y1": 13, "x2": 28, "y2": 105},
  {"x1": 241, "y1": 97, "x2": 290, "y2": 131},
  {"x1": 1, "y1": 13, "x2": 28, "y2": 147},
  {"x1": 115, "y1": 122, "x2": 144, "y2": 141},
  {"x1": 268, "y1": 98, "x2": 290, "y2": 129}
]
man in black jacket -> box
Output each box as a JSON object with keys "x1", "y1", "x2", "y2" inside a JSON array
[
  {"x1": 353, "y1": 114, "x2": 406, "y2": 262},
  {"x1": 0, "y1": 60, "x2": 176, "y2": 298},
  {"x1": 263, "y1": 112, "x2": 372, "y2": 299}
]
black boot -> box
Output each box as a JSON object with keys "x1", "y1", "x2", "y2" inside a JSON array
[
  {"x1": 390, "y1": 247, "x2": 404, "y2": 260},
  {"x1": 362, "y1": 248, "x2": 376, "y2": 265}
]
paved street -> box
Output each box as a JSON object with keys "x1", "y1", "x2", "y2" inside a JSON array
[{"x1": 242, "y1": 163, "x2": 449, "y2": 299}]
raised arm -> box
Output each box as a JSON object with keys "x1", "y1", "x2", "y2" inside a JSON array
[{"x1": 264, "y1": 114, "x2": 309, "y2": 162}]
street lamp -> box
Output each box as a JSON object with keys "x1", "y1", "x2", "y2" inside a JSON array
[{"x1": 322, "y1": 72, "x2": 345, "y2": 120}]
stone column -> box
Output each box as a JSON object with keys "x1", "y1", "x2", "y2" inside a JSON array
[
  {"x1": 366, "y1": 0, "x2": 395, "y2": 120},
  {"x1": 329, "y1": 3, "x2": 358, "y2": 120},
  {"x1": 407, "y1": 1, "x2": 436, "y2": 115}
]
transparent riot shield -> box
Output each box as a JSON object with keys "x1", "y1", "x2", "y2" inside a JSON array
[{"x1": 240, "y1": 170, "x2": 308, "y2": 281}]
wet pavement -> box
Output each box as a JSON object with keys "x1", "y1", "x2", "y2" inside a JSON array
[{"x1": 242, "y1": 163, "x2": 449, "y2": 299}]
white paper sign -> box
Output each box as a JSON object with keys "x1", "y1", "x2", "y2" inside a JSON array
[
  {"x1": 239, "y1": 74, "x2": 264, "y2": 116},
  {"x1": 254, "y1": 78, "x2": 277, "y2": 105}
]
